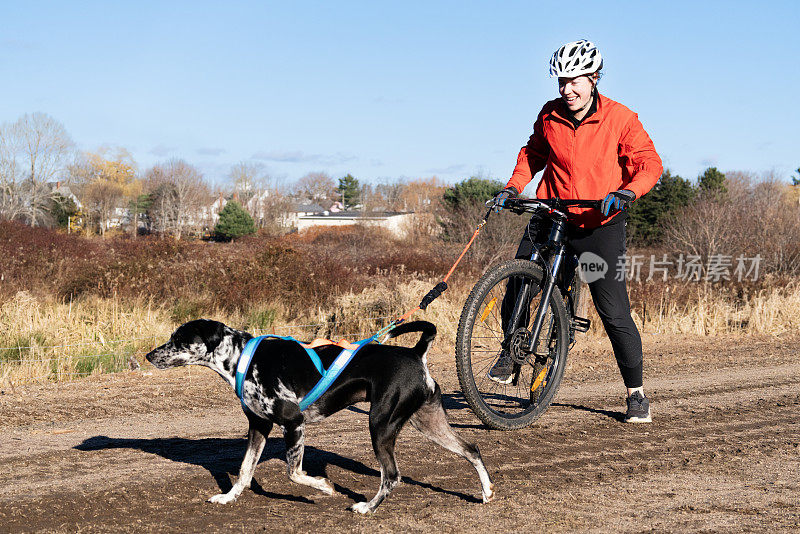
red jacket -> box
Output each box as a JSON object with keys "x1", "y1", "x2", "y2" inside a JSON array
[{"x1": 506, "y1": 93, "x2": 663, "y2": 228}]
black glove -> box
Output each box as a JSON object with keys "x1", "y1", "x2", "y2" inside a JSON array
[
  {"x1": 601, "y1": 189, "x2": 636, "y2": 216},
  {"x1": 492, "y1": 187, "x2": 518, "y2": 212}
]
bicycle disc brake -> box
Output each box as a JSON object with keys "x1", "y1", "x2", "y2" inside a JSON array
[{"x1": 509, "y1": 327, "x2": 533, "y2": 365}]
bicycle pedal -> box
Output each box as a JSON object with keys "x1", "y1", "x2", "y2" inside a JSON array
[{"x1": 570, "y1": 316, "x2": 591, "y2": 333}]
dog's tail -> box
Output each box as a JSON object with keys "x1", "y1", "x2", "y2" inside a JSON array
[{"x1": 386, "y1": 320, "x2": 437, "y2": 357}]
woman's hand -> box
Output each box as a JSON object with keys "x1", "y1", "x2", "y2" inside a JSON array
[
  {"x1": 492, "y1": 187, "x2": 519, "y2": 212},
  {"x1": 601, "y1": 189, "x2": 636, "y2": 216}
]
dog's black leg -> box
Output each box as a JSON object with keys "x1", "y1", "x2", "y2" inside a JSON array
[
  {"x1": 209, "y1": 418, "x2": 273, "y2": 504},
  {"x1": 283, "y1": 415, "x2": 335, "y2": 495},
  {"x1": 409, "y1": 384, "x2": 495, "y2": 503},
  {"x1": 350, "y1": 406, "x2": 407, "y2": 513}
]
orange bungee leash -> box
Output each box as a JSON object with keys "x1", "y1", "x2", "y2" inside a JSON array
[
  {"x1": 379, "y1": 208, "x2": 492, "y2": 335},
  {"x1": 236, "y1": 208, "x2": 493, "y2": 413}
]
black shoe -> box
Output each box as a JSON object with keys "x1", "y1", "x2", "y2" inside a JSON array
[
  {"x1": 625, "y1": 391, "x2": 651, "y2": 423},
  {"x1": 488, "y1": 351, "x2": 514, "y2": 384}
]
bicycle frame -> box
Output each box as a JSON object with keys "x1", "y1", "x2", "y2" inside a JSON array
[{"x1": 500, "y1": 198, "x2": 598, "y2": 357}]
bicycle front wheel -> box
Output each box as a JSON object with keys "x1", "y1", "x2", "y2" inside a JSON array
[{"x1": 456, "y1": 259, "x2": 569, "y2": 430}]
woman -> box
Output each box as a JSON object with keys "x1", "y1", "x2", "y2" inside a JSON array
[{"x1": 489, "y1": 39, "x2": 663, "y2": 423}]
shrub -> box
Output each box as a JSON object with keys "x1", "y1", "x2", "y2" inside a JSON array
[
  {"x1": 48, "y1": 194, "x2": 79, "y2": 229},
  {"x1": 442, "y1": 176, "x2": 504, "y2": 211},
  {"x1": 170, "y1": 299, "x2": 207, "y2": 324},
  {"x1": 245, "y1": 307, "x2": 279, "y2": 331}
]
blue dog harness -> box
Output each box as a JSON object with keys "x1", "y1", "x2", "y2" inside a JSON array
[{"x1": 235, "y1": 333, "x2": 379, "y2": 412}]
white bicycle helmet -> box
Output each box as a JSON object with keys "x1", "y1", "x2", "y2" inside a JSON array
[{"x1": 549, "y1": 39, "x2": 603, "y2": 78}]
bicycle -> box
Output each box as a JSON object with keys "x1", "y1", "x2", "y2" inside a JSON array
[{"x1": 455, "y1": 197, "x2": 601, "y2": 430}]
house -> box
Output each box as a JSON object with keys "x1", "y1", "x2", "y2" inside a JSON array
[
  {"x1": 198, "y1": 195, "x2": 415, "y2": 237},
  {"x1": 246, "y1": 190, "x2": 272, "y2": 224},
  {"x1": 48, "y1": 181, "x2": 82, "y2": 209},
  {"x1": 205, "y1": 192, "x2": 228, "y2": 225},
  {"x1": 282, "y1": 202, "x2": 325, "y2": 227},
  {"x1": 296, "y1": 210, "x2": 415, "y2": 238},
  {"x1": 48, "y1": 181, "x2": 84, "y2": 232}
]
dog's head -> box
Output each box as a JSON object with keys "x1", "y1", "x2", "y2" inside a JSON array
[{"x1": 146, "y1": 319, "x2": 231, "y2": 369}]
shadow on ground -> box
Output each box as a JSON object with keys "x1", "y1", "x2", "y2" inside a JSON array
[
  {"x1": 75, "y1": 435, "x2": 480, "y2": 504},
  {"x1": 551, "y1": 402, "x2": 625, "y2": 422},
  {"x1": 347, "y1": 392, "x2": 486, "y2": 429}
]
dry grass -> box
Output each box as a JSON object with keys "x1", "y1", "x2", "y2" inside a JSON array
[
  {"x1": 2, "y1": 221, "x2": 799, "y2": 386},
  {"x1": 3, "y1": 274, "x2": 799, "y2": 386},
  {"x1": 0, "y1": 292, "x2": 174, "y2": 384},
  {"x1": 598, "y1": 279, "x2": 800, "y2": 337}
]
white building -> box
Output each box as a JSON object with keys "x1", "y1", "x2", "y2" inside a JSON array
[{"x1": 296, "y1": 211, "x2": 415, "y2": 238}]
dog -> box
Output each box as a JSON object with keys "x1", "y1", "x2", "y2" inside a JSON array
[{"x1": 146, "y1": 319, "x2": 494, "y2": 513}]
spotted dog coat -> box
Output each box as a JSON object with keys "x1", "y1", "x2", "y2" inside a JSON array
[{"x1": 146, "y1": 319, "x2": 494, "y2": 513}]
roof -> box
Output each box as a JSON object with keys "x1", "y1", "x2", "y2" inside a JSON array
[
  {"x1": 47, "y1": 182, "x2": 79, "y2": 200},
  {"x1": 299, "y1": 211, "x2": 409, "y2": 219},
  {"x1": 293, "y1": 203, "x2": 325, "y2": 213}
]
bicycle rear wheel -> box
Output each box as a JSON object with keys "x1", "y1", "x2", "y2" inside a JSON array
[{"x1": 456, "y1": 260, "x2": 569, "y2": 430}]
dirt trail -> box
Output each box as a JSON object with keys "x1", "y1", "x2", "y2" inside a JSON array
[{"x1": 0, "y1": 334, "x2": 798, "y2": 533}]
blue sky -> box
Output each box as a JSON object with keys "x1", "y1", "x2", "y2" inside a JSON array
[{"x1": 1, "y1": 1, "x2": 798, "y2": 191}]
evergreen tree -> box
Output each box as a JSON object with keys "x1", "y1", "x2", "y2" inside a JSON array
[
  {"x1": 337, "y1": 174, "x2": 361, "y2": 209},
  {"x1": 698, "y1": 167, "x2": 727, "y2": 195},
  {"x1": 792, "y1": 167, "x2": 800, "y2": 186},
  {"x1": 627, "y1": 169, "x2": 694, "y2": 245},
  {"x1": 214, "y1": 200, "x2": 256, "y2": 241},
  {"x1": 47, "y1": 193, "x2": 79, "y2": 229},
  {"x1": 442, "y1": 176, "x2": 504, "y2": 210}
]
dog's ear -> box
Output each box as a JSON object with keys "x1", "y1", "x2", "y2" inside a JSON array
[{"x1": 203, "y1": 320, "x2": 226, "y2": 355}]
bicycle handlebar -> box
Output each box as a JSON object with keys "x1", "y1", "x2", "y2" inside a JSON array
[{"x1": 486, "y1": 197, "x2": 601, "y2": 214}]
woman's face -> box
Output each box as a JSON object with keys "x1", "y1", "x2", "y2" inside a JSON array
[{"x1": 558, "y1": 75, "x2": 595, "y2": 116}]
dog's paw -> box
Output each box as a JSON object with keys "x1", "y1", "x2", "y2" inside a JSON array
[
  {"x1": 290, "y1": 471, "x2": 336, "y2": 495},
  {"x1": 350, "y1": 501, "x2": 374, "y2": 514},
  {"x1": 317, "y1": 477, "x2": 335, "y2": 495},
  {"x1": 482, "y1": 483, "x2": 496, "y2": 503},
  {"x1": 208, "y1": 492, "x2": 237, "y2": 505}
]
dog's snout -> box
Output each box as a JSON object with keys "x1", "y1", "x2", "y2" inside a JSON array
[
  {"x1": 145, "y1": 345, "x2": 172, "y2": 368},
  {"x1": 145, "y1": 345, "x2": 164, "y2": 363}
]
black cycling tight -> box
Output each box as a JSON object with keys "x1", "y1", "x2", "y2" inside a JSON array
[{"x1": 513, "y1": 212, "x2": 644, "y2": 388}]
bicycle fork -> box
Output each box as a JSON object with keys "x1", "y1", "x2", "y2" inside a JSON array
[
  {"x1": 527, "y1": 244, "x2": 565, "y2": 354},
  {"x1": 504, "y1": 220, "x2": 568, "y2": 356}
]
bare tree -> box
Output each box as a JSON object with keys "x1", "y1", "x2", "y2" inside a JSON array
[
  {"x1": 359, "y1": 182, "x2": 381, "y2": 212},
  {"x1": 400, "y1": 177, "x2": 446, "y2": 212},
  {"x1": 665, "y1": 197, "x2": 731, "y2": 259},
  {"x1": 371, "y1": 177, "x2": 446, "y2": 213},
  {"x1": 145, "y1": 159, "x2": 209, "y2": 239},
  {"x1": 7, "y1": 113, "x2": 74, "y2": 226},
  {"x1": 435, "y1": 197, "x2": 524, "y2": 265},
  {"x1": 294, "y1": 171, "x2": 337, "y2": 203},
  {"x1": 0, "y1": 123, "x2": 24, "y2": 221},
  {"x1": 89, "y1": 181, "x2": 124, "y2": 236},
  {"x1": 374, "y1": 182, "x2": 403, "y2": 211},
  {"x1": 226, "y1": 161, "x2": 293, "y2": 231},
  {"x1": 230, "y1": 161, "x2": 265, "y2": 218},
  {"x1": 665, "y1": 171, "x2": 800, "y2": 275},
  {"x1": 145, "y1": 179, "x2": 178, "y2": 236},
  {"x1": 229, "y1": 162, "x2": 265, "y2": 202}
]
